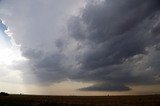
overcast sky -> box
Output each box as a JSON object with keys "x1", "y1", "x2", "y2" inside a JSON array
[{"x1": 0, "y1": 0, "x2": 160, "y2": 95}]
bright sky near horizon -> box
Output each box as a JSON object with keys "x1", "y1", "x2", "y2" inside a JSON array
[{"x1": 0, "y1": 0, "x2": 160, "y2": 95}]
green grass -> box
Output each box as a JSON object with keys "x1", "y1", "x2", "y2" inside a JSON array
[{"x1": 0, "y1": 95, "x2": 160, "y2": 106}]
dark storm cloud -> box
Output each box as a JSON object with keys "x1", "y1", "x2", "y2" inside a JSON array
[
  {"x1": 17, "y1": 0, "x2": 160, "y2": 91},
  {"x1": 68, "y1": 0, "x2": 160, "y2": 91},
  {"x1": 22, "y1": 48, "x2": 69, "y2": 84},
  {"x1": 19, "y1": 0, "x2": 160, "y2": 90},
  {"x1": 68, "y1": 0, "x2": 160, "y2": 43},
  {"x1": 2, "y1": 0, "x2": 160, "y2": 92}
]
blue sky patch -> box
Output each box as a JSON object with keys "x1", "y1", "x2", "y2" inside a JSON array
[{"x1": 0, "y1": 19, "x2": 11, "y2": 46}]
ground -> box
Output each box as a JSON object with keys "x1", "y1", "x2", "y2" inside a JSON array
[{"x1": 0, "y1": 95, "x2": 160, "y2": 106}]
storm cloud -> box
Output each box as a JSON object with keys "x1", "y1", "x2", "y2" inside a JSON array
[
  {"x1": 0, "y1": 0, "x2": 160, "y2": 92},
  {"x1": 68, "y1": 0, "x2": 160, "y2": 91},
  {"x1": 0, "y1": 0, "x2": 84, "y2": 84}
]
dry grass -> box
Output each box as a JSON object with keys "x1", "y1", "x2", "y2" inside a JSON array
[{"x1": 0, "y1": 95, "x2": 160, "y2": 106}]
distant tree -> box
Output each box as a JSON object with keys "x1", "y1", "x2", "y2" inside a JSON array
[{"x1": 0, "y1": 92, "x2": 9, "y2": 96}]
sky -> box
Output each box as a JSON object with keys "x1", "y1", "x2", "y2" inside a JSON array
[{"x1": 0, "y1": 0, "x2": 160, "y2": 95}]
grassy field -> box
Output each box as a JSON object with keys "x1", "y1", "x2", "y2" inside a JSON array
[{"x1": 0, "y1": 95, "x2": 160, "y2": 106}]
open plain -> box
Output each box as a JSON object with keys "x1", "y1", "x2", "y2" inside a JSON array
[{"x1": 0, "y1": 95, "x2": 160, "y2": 106}]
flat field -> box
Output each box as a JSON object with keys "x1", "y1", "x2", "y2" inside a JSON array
[{"x1": 0, "y1": 95, "x2": 160, "y2": 106}]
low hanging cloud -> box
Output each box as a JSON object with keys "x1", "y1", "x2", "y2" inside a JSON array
[
  {"x1": 0, "y1": 0, "x2": 160, "y2": 91},
  {"x1": 79, "y1": 83, "x2": 130, "y2": 91}
]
